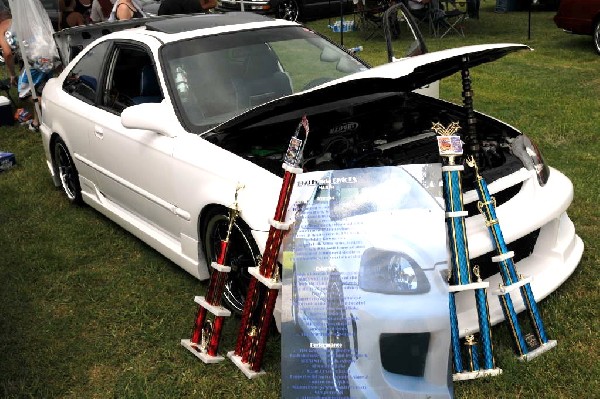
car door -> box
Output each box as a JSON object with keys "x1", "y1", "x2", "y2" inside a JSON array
[
  {"x1": 86, "y1": 40, "x2": 180, "y2": 239},
  {"x1": 382, "y1": 3, "x2": 440, "y2": 98},
  {"x1": 59, "y1": 40, "x2": 112, "y2": 189}
]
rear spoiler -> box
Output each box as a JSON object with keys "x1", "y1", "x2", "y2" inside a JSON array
[{"x1": 53, "y1": 16, "x2": 173, "y2": 64}]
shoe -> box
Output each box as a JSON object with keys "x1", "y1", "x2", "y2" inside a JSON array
[{"x1": 27, "y1": 120, "x2": 40, "y2": 132}]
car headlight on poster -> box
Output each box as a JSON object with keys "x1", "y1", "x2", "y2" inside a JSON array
[{"x1": 359, "y1": 249, "x2": 431, "y2": 294}]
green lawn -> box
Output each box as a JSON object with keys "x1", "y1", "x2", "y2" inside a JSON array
[{"x1": 1, "y1": 3, "x2": 598, "y2": 398}]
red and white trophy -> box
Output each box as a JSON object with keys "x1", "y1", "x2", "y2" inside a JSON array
[
  {"x1": 228, "y1": 116, "x2": 310, "y2": 378},
  {"x1": 181, "y1": 186, "x2": 243, "y2": 363}
]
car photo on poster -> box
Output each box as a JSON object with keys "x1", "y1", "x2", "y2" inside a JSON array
[{"x1": 281, "y1": 165, "x2": 452, "y2": 398}]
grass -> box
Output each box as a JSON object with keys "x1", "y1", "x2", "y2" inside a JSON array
[{"x1": 0, "y1": 3, "x2": 598, "y2": 398}]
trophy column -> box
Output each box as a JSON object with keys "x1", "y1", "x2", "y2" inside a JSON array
[
  {"x1": 467, "y1": 156, "x2": 557, "y2": 360},
  {"x1": 228, "y1": 116, "x2": 310, "y2": 379},
  {"x1": 181, "y1": 187, "x2": 243, "y2": 363},
  {"x1": 434, "y1": 123, "x2": 502, "y2": 381}
]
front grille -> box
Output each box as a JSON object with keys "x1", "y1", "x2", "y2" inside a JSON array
[
  {"x1": 463, "y1": 182, "x2": 523, "y2": 219},
  {"x1": 471, "y1": 228, "x2": 541, "y2": 280},
  {"x1": 379, "y1": 333, "x2": 430, "y2": 377}
]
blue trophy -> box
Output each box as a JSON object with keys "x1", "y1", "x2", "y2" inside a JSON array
[
  {"x1": 434, "y1": 122, "x2": 502, "y2": 381},
  {"x1": 466, "y1": 156, "x2": 557, "y2": 360}
]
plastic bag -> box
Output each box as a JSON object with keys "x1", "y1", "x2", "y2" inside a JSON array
[{"x1": 7, "y1": 0, "x2": 60, "y2": 70}]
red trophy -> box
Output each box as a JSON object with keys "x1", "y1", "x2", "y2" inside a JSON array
[
  {"x1": 228, "y1": 116, "x2": 310, "y2": 378},
  {"x1": 181, "y1": 186, "x2": 243, "y2": 363}
]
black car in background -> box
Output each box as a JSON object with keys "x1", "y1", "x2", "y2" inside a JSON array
[{"x1": 218, "y1": 0, "x2": 354, "y2": 22}]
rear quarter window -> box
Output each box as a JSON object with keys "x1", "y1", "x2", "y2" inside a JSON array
[{"x1": 62, "y1": 41, "x2": 110, "y2": 104}]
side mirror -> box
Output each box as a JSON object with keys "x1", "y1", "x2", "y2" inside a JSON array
[{"x1": 121, "y1": 101, "x2": 176, "y2": 137}]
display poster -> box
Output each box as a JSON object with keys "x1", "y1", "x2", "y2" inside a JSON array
[{"x1": 280, "y1": 165, "x2": 453, "y2": 399}]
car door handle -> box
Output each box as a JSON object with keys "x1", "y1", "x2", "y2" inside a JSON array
[{"x1": 94, "y1": 126, "x2": 104, "y2": 139}]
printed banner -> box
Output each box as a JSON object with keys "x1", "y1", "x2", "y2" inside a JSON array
[{"x1": 281, "y1": 165, "x2": 453, "y2": 398}]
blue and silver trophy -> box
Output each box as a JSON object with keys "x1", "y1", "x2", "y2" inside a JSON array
[
  {"x1": 434, "y1": 122, "x2": 502, "y2": 381},
  {"x1": 466, "y1": 156, "x2": 557, "y2": 360}
]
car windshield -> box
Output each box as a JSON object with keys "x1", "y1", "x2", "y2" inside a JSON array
[{"x1": 160, "y1": 26, "x2": 367, "y2": 133}]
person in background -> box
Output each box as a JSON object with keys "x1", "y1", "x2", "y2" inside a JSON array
[
  {"x1": 60, "y1": 0, "x2": 93, "y2": 27},
  {"x1": 108, "y1": 0, "x2": 146, "y2": 21},
  {"x1": 17, "y1": 66, "x2": 54, "y2": 131},
  {"x1": 157, "y1": 0, "x2": 217, "y2": 15},
  {"x1": 91, "y1": 0, "x2": 116, "y2": 22},
  {"x1": 0, "y1": 11, "x2": 16, "y2": 86}
]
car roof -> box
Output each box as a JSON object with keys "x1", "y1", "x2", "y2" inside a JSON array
[
  {"x1": 145, "y1": 12, "x2": 277, "y2": 34},
  {"x1": 54, "y1": 12, "x2": 298, "y2": 63}
]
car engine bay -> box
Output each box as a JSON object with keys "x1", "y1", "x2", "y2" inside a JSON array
[{"x1": 208, "y1": 91, "x2": 525, "y2": 192}]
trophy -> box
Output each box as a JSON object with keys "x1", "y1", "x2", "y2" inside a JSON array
[
  {"x1": 434, "y1": 122, "x2": 502, "y2": 381},
  {"x1": 180, "y1": 186, "x2": 243, "y2": 363},
  {"x1": 228, "y1": 116, "x2": 310, "y2": 378},
  {"x1": 466, "y1": 156, "x2": 557, "y2": 360}
]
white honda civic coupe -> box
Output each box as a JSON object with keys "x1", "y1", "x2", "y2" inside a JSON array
[{"x1": 41, "y1": 7, "x2": 582, "y2": 382}]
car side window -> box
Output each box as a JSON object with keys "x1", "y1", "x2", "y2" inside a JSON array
[
  {"x1": 62, "y1": 41, "x2": 110, "y2": 104},
  {"x1": 102, "y1": 45, "x2": 163, "y2": 115}
]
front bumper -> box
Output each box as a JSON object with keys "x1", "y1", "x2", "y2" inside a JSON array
[
  {"x1": 346, "y1": 275, "x2": 451, "y2": 398},
  {"x1": 455, "y1": 167, "x2": 584, "y2": 336},
  {"x1": 455, "y1": 210, "x2": 583, "y2": 336}
]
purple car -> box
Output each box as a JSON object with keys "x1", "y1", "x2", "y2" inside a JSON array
[{"x1": 554, "y1": 0, "x2": 600, "y2": 54}]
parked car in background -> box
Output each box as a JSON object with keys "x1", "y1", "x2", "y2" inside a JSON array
[
  {"x1": 139, "y1": 0, "x2": 161, "y2": 15},
  {"x1": 217, "y1": 0, "x2": 353, "y2": 22},
  {"x1": 554, "y1": 0, "x2": 600, "y2": 54}
]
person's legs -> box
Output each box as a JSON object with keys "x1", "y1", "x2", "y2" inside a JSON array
[{"x1": 0, "y1": 19, "x2": 15, "y2": 85}]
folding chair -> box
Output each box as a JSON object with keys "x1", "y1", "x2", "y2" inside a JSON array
[
  {"x1": 356, "y1": 0, "x2": 388, "y2": 40},
  {"x1": 403, "y1": 0, "x2": 444, "y2": 37},
  {"x1": 438, "y1": 1, "x2": 467, "y2": 38}
]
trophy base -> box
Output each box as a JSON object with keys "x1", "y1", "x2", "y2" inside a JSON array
[
  {"x1": 520, "y1": 340, "x2": 557, "y2": 362},
  {"x1": 453, "y1": 367, "x2": 502, "y2": 381},
  {"x1": 180, "y1": 339, "x2": 225, "y2": 363},
  {"x1": 227, "y1": 351, "x2": 266, "y2": 379}
]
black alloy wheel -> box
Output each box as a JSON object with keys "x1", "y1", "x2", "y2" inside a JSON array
[
  {"x1": 53, "y1": 137, "x2": 82, "y2": 204},
  {"x1": 202, "y1": 208, "x2": 260, "y2": 315},
  {"x1": 276, "y1": 0, "x2": 301, "y2": 22}
]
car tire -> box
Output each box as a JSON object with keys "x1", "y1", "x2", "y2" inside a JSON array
[
  {"x1": 52, "y1": 137, "x2": 82, "y2": 204},
  {"x1": 275, "y1": 0, "x2": 301, "y2": 22},
  {"x1": 201, "y1": 207, "x2": 260, "y2": 315},
  {"x1": 326, "y1": 271, "x2": 351, "y2": 396},
  {"x1": 594, "y1": 20, "x2": 600, "y2": 55}
]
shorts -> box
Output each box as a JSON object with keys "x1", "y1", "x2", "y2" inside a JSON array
[{"x1": 17, "y1": 69, "x2": 52, "y2": 99}]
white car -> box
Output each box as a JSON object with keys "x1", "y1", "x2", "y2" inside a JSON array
[{"x1": 41, "y1": 7, "x2": 582, "y2": 381}]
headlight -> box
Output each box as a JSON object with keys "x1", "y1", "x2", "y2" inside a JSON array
[
  {"x1": 512, "y1": 135, "x2": 550, "y2": 186},
  {"x1": 359, "y1": 249, "x2": 430, "y2": 294}
]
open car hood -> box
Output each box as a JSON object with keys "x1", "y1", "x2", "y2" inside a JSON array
[{"x1": 208, "y1": 43, "x2": 530, "y2": 135}]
